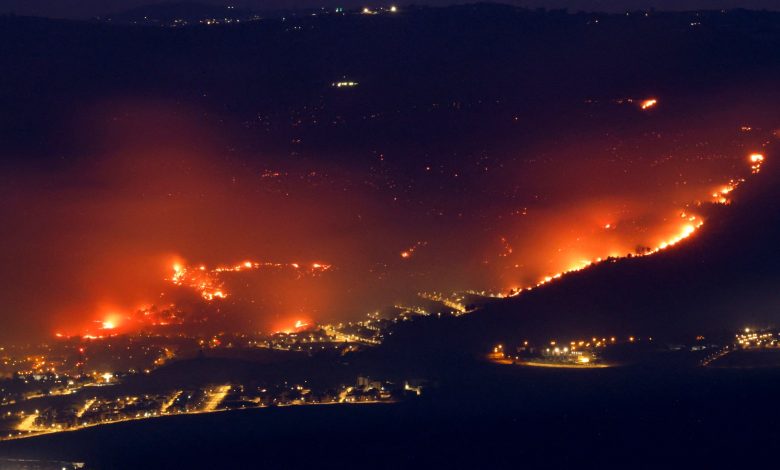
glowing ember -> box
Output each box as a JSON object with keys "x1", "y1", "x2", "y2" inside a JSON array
[
  {"x1": 750, "y1": 153, "x2": 764, "y2": 173},
  {"x1": 499, "y1": 236, "x2": 513, "y2": 257},
  {"x1": 640, "y1": 99, "x2": 658, "y2": 110},
  {"x1": 400, "y1": 241, "x2": 428, "y2": 259}
]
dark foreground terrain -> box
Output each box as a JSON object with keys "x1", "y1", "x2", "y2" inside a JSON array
[{"x1": 1, "y1": 364, "x2": 779, "y2": 469}]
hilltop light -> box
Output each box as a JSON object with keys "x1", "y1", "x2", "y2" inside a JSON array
[{"x1": 390, "y1": 5, "x2": 398, "y2": 12}]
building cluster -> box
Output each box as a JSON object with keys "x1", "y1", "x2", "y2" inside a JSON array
[
  {"x1": 735, "y1": 328, "x2": 778, "y2": 348},
  {"x1": 0, "y1": 375, "x2": 420, "y2": 441},
  {"x1": 488, "y1": 336, "x2": 648, "y2": 367},
  {"x1": 701, "y1": 328, "x2": 780, "y2": 366},
  {"x1": 108, "y1": 5, "x2": 399, "y2": 28}
]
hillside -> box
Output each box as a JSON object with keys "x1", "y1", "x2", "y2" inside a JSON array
[{"x1": 379, "y1": 143, "x2": 780, "y2": 356}]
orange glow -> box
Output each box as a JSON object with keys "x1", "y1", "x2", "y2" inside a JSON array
[
  {"x1": 640, "y1": 99, "x2": 658, "y2": 110},
  {"x1": 39, "y1": 101, "x2": 768, "y2": 342},
  {"x1": 750, "y1": 153, "x2": 764, "y2": 173},
  {"x1": 274, "y1": 318, "x2": 312, "y2": 334},
  {"x1": 400, "y1": 241, "x2": 427, "y2": 259},
  {"x1": 168, "y1": 258, "x2": 332, "y2": 301},
  {"x1": 502, "y1": 152, "x2": 763, "y2": 299}
]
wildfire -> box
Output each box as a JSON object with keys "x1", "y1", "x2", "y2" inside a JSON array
[
  {"x1": 170, "y1": 259, "x2": 332, "y2": 301},
  {"x1": 274, "y1": 318, "x2": 311, "y2": 334},
  {"x1": 504, "y1": 152, "x2": 763, "y2": 298},
  {"x1": 709, "y1": 152, "x2": 763, "y2": 203},
  {"x1": 750, "y1": 153, "x2": 764, "y2": 174},
  {"x1": 640, "y1": 99, "x2": 658, "y2": 110},
  {"x1": 506, "y1": 215, "x2": 704, "y2": 296}
]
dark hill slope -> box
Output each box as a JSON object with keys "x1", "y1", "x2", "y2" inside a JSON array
[{"x1": 379, "y1": 144, "x2": 780, "y2": 357}]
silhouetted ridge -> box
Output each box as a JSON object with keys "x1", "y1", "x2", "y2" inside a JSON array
[
  {"x1": 108, "y1": 2, "x2": 254, "y2": 23},
  {"x1": 380, "y1": 144, "x2": 780, "y2": 355}
]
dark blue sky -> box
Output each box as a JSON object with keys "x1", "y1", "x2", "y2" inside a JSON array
[{"x1": 0, "y1": 0, "x2": 778, "y2": 19}]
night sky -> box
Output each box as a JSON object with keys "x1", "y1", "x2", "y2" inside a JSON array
[{"x1": 0, "y1": 0, "x2": 778, "y2": 19}]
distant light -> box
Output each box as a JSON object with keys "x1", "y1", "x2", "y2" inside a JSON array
[
  {"x1": 390, "y1": 5, "x2": 398, "y2": 12},
  {"x1": 640, "y1": 99, "x2": 658, "y2": 110}
]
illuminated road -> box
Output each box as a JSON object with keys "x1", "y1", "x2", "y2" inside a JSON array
[
  {"x1": 15, "y1": 414, "x2": 40, "y2": 432},
  {"x1": 1, "y1": 398, "x2": 394, "y2": 442},
  {"x1": 75, "y1": 398, "x2": 96, "y2": 418},
  {"x1": 160, "y1": 391, "x2": 182, "y2": 413},
  {"x1": 488, "y1": 356, "x2": 612, "y2": 369},
  {"x1": 326, "y1": 327, "x2": 381, "y2": 345},
  {"x1": 701, "y1": 346, "x2": 733, "y2": 367},
  {"x1": 337, "y1": 386, "x2": 354, "y2": 403},
  {"x1": 202, "y1": 385, "x2": 231, "y2": 412},
  {"x1": 514, "y1": 360, "x2": 612, "y2": 369}
]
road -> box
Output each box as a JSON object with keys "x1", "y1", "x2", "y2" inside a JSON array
[{"x1": 202, "y1": 385, "x2": 231, "y2": 412}]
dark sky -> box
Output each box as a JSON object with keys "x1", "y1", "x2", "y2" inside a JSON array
[{"x1": 0, "y1": 0, "x2": 778, "y2": 19}]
